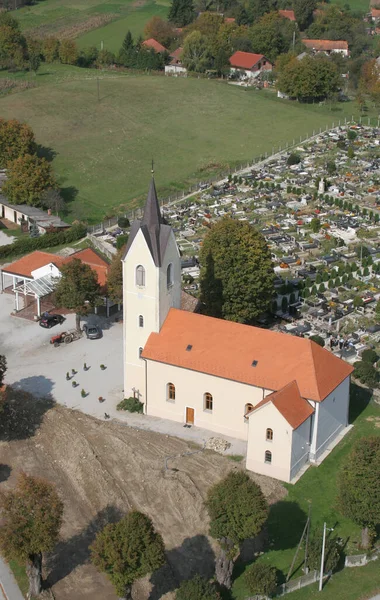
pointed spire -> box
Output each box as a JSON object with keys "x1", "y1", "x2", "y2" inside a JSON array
[{"x1": 141, "y1": 176, "x2": 162, "y2": 228}]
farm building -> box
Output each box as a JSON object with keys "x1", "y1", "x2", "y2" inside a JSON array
[
  {"x1": 229, "y1": 51, "x2": 273, "y2": 78},
  {"x1": 0, "y1": 196, "x2": 70, "y2": 234},
  {"x1": 165, "y1": 47, "x2": 187, "y2": 75},
  {"x1": 301, "y1": 39, "x2": 349, "y2": 56}
]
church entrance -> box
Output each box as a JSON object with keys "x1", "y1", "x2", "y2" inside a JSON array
[{"x1": 186, "y1": 407, "x2": 194, "y2": 425}]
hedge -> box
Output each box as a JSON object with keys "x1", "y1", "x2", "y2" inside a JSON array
[{"x1": 0, "y1": 224, "x2": 87, "y2": 259}]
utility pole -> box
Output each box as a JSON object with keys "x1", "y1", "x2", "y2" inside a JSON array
[
  {"x1": 319, "y1": 522, "x2": 327, "y2": 591},
  {"x1": 97, "y1": 77, "x2": 100, "y2": 102},
  {"x1": 293, "y1": 30, "x2": 296, "y2": 52},
  {"x1": 304, "y1": 504, "x2": 312, "y2": 574}
]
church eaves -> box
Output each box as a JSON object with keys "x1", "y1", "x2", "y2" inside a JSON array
[{"x1": 123, "y1": 178, "x2": 171, "y2": 267}]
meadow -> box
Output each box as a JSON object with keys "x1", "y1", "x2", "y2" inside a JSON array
[{"x1": 0, "y1": 64, "x2": 370, "y2": 224}]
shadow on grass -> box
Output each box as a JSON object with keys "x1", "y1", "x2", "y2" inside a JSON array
[
  {"x1": 0, "y1": 382, "x2": 55, "y2": 441},
  {"x1": 46, "y1": 505, "x2": 123, "y2": 587},
  {"x1": 0, "y1": 464, "x2": 11, "y2": 483},
  {"x1": 36, "y1": 143, "x2": 57, "y2": 162},
  {"x1": 349, "y1": 382, "x2": 372, "y2": 424},
  {"x1": 149, "y1": 535, "x2": 215, "y2": 600},
  {"x1": 267, "y1": 501, "x2": 308, "y2": 552}
]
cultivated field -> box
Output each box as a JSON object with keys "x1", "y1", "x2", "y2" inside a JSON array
[
  {"x1": 11, "y1": 0, "x2": 169, "y2": 47},
  {"x1": 0, "y1": 65, "x2": 365, "y2": 223},
  {"x1": 0, "y1": 391, "x2": 285, "y2": 599}
]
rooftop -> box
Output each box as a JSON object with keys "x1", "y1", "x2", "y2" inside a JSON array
[
  {"x1": 229, "y1": 51, "x2": 268, "y2": 69},
  {"x1": 302, "y1": 39, "x2": 348, "y2": 51},
  {"x1": 142, "y1": 38, "x2": 167, "y2": 53},
  {"x1": 142, "y1": 309, "x2": 353, "y2": 402},
  {"x1": 279, "y1": 9, "x2": 296, "y2": 21},
  {"x1": 248, "y1": 380, "x2": 315, "y2": 429},
  {"x1": 0, "y1": 195, "x2": 70, "y2": 229}
]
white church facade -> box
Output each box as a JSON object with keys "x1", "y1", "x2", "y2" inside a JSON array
[{"x1": 122, "y1": 179, "x2": 353, "y2": 483}]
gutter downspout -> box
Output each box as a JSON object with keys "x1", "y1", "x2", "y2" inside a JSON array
[{"x1": 142, "y1": 357, "x2": 148, "y2": 415}]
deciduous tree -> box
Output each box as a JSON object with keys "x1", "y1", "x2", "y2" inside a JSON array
[
  {"x1": 244, "y1": 562, "x2": 277, "y2": 596},
  {"x1": 199, "y1": 217, "x2": 274, "y2": 323},
  {"x1": 293, "y1": 0, "x2": 317, "y2": 31},
  {"x1": 176, "y1": 574, "x2": 220, "y2": 599},
  {"x1": 277, "y1": 55, "x2": 340, "y2": 102},
  {"x1": 144, "y1": 16, "x2": 176, "y2": 48},
  {"x1": 249, "y1": 12, "x2": 298, "y2": 63},
  {"x1": 0, "y1": 118, "x2": 35, "y2": 167},
  {"x1": 107, "y1": 246, "x2": 124, "y2": 304},
  {"x1": 182, "y1": 30, "x2": 212, "y2": 72},
  {"x1": 58, "y1": 39, "x2": 78, "y2": 65},
  {"x1": 54, "y1": 258, "x2": 102, "y2": 331},
  {"x1": 42, "y1": 37, "x2": 60, "y2": 63},
  {"x1": 306, "y1": 535, "x2": 340, "y2": 573},
  {"x1": 0, "y1": 24, "x2": 26, "y2": 69},
  {"x1": 0, "y1": 473, "x2": 63, "y2": 597},
  {"x1": 206, "y1": 471, "x2": 268, "y2": 589},
  {"x1": 41, "y1": 188, "x2": 65, "y2": 215},
  {"x1": 3, "y1": 154, "x2": 56, "y2": 206},
  {"x1": 337, "y1": 436, "x2": 380, "y2": 548},
  {"x1": 90, "y1": 511, "x2": 166, "y2": 599}
]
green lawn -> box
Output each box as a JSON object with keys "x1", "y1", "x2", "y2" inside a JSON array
[
  {"x1": 0, "y1": 66, "x2": 372, "y2": 224},
  {"x1": 232, "y1": 383, "x2": 380, "y2": 599},
  {"x1": 9, "y1": 559, "x2": 29, "y2": 596},
  {"x1": 330, "y1": 0, "x2": 370, "y2": 14}
]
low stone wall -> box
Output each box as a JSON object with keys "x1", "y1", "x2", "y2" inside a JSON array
[{"x1": 345, "y1": 547, "x2": 380, "y2": 568}]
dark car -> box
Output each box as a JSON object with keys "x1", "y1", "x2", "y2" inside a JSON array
[
  {"x1": 39, "y1": 314, "x2": 65, "y2": 329},
  {"x1": 83, "y1": 324, "x2": 102, "y2": 339}
]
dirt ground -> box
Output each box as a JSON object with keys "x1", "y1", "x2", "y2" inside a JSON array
[{"x1": 0, "y1": 390, "x2": 286, "y2": 600}]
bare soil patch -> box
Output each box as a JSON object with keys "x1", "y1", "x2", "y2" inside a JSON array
[
  {"x1": 27, "y1": 14, "x2": 118, "y2": 40},
  {"x1": 0, "y1": 390, "x2": 286, "y2": 599}
]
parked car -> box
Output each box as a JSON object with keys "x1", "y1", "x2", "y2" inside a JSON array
[
  {"x1": 83, "y1": 324, "x2": 102, "y2": 339},
  {"x1": 39, "y1": 314, "x2": 65, "y2": 329}
]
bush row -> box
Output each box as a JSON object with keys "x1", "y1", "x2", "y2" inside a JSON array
[{"x1": 0, "y1": 224, "x2": 87, "y2": 259}]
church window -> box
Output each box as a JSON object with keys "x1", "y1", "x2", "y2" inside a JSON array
[
  {"x1": 245, "y1": 403, "x2": 254, "y2": 415},
  {"x1": 266, "y1": 428, "x2": 273, "y2": 441},
  {"x1": 139, "y1": 315, "x2": 144, "y2": 328},
  {"x1": 136, "y1": 265, "x2": 145, "y2": 287},
  {"x1": 167, "y1": 383, "x2": 175, "y2": 402},
  {"x1": 204, "y1": 392, "x2": 213, "y2": 412},
  {"x1": 139, "y1": 347, "x2": 143, "y2": 359},
  {"x1": 265, "y1": 450, "x2": 272, "y2": 464},
  {"x1": 167, "y1": 263, "x2": 173, "y2": 289}
]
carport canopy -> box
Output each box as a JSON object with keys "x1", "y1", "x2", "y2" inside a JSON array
[{"x1": 14, "y1": 273, "x2": 56, "y2": 298}]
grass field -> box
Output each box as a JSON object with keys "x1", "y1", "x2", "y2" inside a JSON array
[
  {"x1": 0, "y1": 64, "x2": 373, "y2": 224},
  {"x1": 10, "y1": 0, "x2": 169, "y2": 51},
  {"x1": 231, "y1": 383, "x2": 380, "y2": 599},
  {"x1": 330, "y1": 0, "x2": 370, "y2": 13}
]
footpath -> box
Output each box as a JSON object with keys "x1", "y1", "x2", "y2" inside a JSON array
[{"x1": 0, "y1": 557, "x2": 24, "y2": 600}]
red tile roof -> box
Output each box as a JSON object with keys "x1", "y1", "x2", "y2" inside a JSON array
[
  {"x1": 2, "y1": 251, "x2": 66, "y2": 278},
  {"x1": 302, "y1": 39, "x2": 348, "y2": 51},
  {"x1": 229, "y1": 51, "x2": 268, "y2": 69},
  {"x1": 279, "y1": 9, "x2": 296, "y2": 21},
  {"x1": 170, "y1": 47, "x2": 183, "y2": 60},
  {"x1": 142, "y1": 309, "x2": 353, "y2": 402},
  {"x1": 63, "y1": 248, "x2": 109, "y2": 287},
  {"x1": 142, "y1": 38, "x2": 167, "y2": 53},
  {"x1": 247, "y1": 381, "x2": 314, "y2": 429},
  {"x1": 371, "y1": 7, "x2": 380, "y2": 17},
  {"x1": 224, "y1": 17, "x2": 236, "y2": 23}
]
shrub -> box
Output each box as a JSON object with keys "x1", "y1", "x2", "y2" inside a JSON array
[
  {"x1": 0, "y1": 223, "x2": 87, "y2": 259},
  {"x1": 319, "y1": 283, "x2": 326, "y2": 292},
  {"x1": 310, "y1": 335, "x2": 325, "y2": 347},
  {"x1": 347, "y1": 129, "x2": 357, "y2": 141},
  {"x1": 287, "y1": 153, "x2": 301, "y2": 166},
  {"x1": 176, "y1": 575, "x2": 220, "y2": 600},
  {"x1": 353, "y1": 361, "x2": 378, "y2": 388},
  {"x1": 244, "y1": 562, "x2": 277, "y2": 596},
  {"x1": 361, "y1": 349, "x2": 378, "y2": 364},
  {"x1": 116, "y1": 233, "x2": 129, "y2": 250},
  {"x1": 306, "y1": 536, "x2": 340, "y2": 573},
  {"x1": 117, "y1": 216, "x2": 130, "y2": 228},
  {"x1": 117, "y1": 396, "x2": 144, "y2": 413}
]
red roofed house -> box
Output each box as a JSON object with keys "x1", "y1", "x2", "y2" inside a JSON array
[
  {"x1": 165, "y1": 47, "x2": 187, "y2": 75},
  {"x1": 279, "y1": 9, "x2": 296, "y2": 21},
  {"x1": 371, "y1": 7, "x2": 380, "y2": 22},
  {"x1": 1, "y1": 248, "x2": 111, "y2": 317},
  {"x1": 302, "y1": 39, "x2": 349, "y2": 56},
  {"x1": 229, "y1": 51, "x2": 273, "y2": 79},
  {"x1": 142, "y1": 38, "x2": 167, "y2": 53},
  {"x1": 122, "y1": 180, "x2": 353, "y2": 483}
]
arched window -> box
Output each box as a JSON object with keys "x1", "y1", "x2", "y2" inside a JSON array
[
  {"x1": 245, "y1": 403, "x2": 254, "y2": 415},
  {"x1": 136, "y1": 265, "x2": 145, "y2": 287},
  {"x1": 139, "y1": 315, "x2": 144, "y2": 328},
  {"x1": 167, "y1": 263, "x2": 173, "y2": 289},
  {"x1": 265, "y1": 450, "x2": 272, "y2": 464},
  {"x1": 204, "y1": 392, "x2": 213, "y2": 412},
  {"x1": 139, "y1": 347, "x2": 143, "y2": 359},
  {"x1": 167, "y1": 382, "x2": 175, "y2": 402},
  {"x1": 266, "y1": 428, "x2": 273, "y2": 441}
]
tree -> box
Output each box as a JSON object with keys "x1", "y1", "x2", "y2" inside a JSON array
[
  {"x1": 353, "y1": 296, "x2": 364, "y2": 308},
  {"x1": 58, "y1": 39, "x2": 78, "y2": 65},
  {"x1": 0, "y1": 24, "x2": 26, "y2": 69},
  {"x1": 353, "y1": 361, "x2": 378, "y2": 388},
  {"x1": 310, "y1": 217, "x2": 321, "y2": 233},
  {"x1": 244, "y1": 562, "x2": 277, "y2": 596},
  {"x1": 206, "y1": 471, "x2": 268, "y2": 589},
  {"x1": 361, "y1": 349, "x2": 378, "y2": 364},
  {"x1": 54, "y1": 259, "x2": 102, "y2": 331},
  {"x1": 42, "y1": 37, "x2": 60, "y2": 63},
  {"x1": 248, "y1": 12, "x2": 298, "y2": 63},
  {"x1": 306, "y1": 535, "x2": 340, "y2": 573},
  {"x1": 176, "y1": 575, "x2": 220, "y2": 599},
  {"x1": 310, "y1": 335, "x2": 325, "y2": 347},
  {"x1": 3, "y1": 154, "x2": 56, "y2": 207},
  {"x1": 182, "y1": 31, "x2": 212, "y2": 72},
  {"x1": 41, "y1": 188, "x2": 65, "y2": 215},
  {"x1": 347, "y1": 146, "x2": 355, "y2": 159},
  {"x1": 122, "y1": 30, "x2": 134, "y2": 53},
  {"x1": 0, "y1": 118, "x2": 35, "y2": 167},
  {"x1": 90, "y1": 511, "x2": 166, "y2": 599},
  {"x1": 97, "y1": 49, "x2": 115, "y2": 67},
  {"x1": 168, "y1": 0, "x2": 196, "y2": 27},
  {"x1": 293, "y1": 0, "x2": 316, "y2": 31},
  {"x1": 144, "y1": 16, "x2": 175, "y2": 48},
  {"x1": 337, "y1": 437, "x2": 380, "y2": 548},
  {"x1": 326, "y1": 160, "x2": 336, "y2": 175},
  {"x1": 199, "y1": 218, "x2": 274, "y2": 324},
  {"x1": 107, "y1": 246, "x2": 124, "y2": 304},
  {"x1": 0, "y1": 473, "x2": 63, "y2": 597},
  {"x1": 287, "y1": 152, "x2": 301, "y2": 166},
  {"x1": 27, "y1": 38, "x2": 41, "y2": 74},
  {"x1": 277, "y1": 55, "x2": 340, "y2": 102}
]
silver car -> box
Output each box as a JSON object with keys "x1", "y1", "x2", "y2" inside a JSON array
[{"x1": 83, "y1": 324, "x2": 102, "y2": 339}]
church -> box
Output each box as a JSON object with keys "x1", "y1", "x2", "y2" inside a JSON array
[{"x1": 122, "y1": 179, "x2": 353, "y2": 483}]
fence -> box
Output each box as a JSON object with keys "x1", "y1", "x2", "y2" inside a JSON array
[
  {"x1": 246, "y1": 571, "x2": 330, "y2": 599},
  {"x1": 345, "y1": 546, "x2": 380, "y2": 568},
  {"x1": 87, "y1": 234, "x2": 116, "y2": 261}
]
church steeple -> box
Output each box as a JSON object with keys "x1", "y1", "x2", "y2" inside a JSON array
[{"x1": 141, "y1": 177, "x2": 162, "y2": 230}]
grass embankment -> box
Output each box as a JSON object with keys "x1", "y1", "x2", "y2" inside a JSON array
[
  {"x1": 0, "y1": 64, "x2": 373, "y2": 224},
  {"x1": 232, "y1": 384, "x2": 380, "y2": 599},
  {"x1": 11, "y1": 0, "x2": 169, "y2": 51}
]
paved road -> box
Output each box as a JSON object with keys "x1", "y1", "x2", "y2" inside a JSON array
[{"x1": 0, "y1": 557, "x2": 24, "y2": 600}]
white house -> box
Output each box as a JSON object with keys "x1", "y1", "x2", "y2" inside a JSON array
[
  {"x1": 0, "y1": 195, "x2": 70, "y2": 234},
  {"x1": 229, "y1": 51, "x2": 273, "y2": 79},
  {"x1": 122, "y1": 180, "x2": 353, "y2": 483},
  {"x1": 165, "y1": 47, "x2": 187, "y2": 76},
  {"x1": 302, "y1": 39, "x2": 349, "y2": 56}
]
